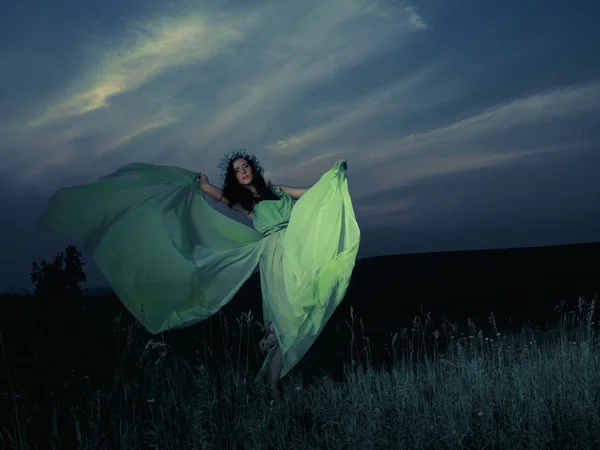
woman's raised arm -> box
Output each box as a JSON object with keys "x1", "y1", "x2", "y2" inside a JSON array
[
  {"x1": 198, "y1": 174, "x2": 253, "y2": 220},
  {"x1": 198, "y1": 174, "x2": 229, "y2": 205},
  {"x1": 277, "y1": 185, "x2": 308, "y2": 200}
]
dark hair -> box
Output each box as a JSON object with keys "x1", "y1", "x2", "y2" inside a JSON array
[{"x1": 222, "y1": 157, "x2": 280, "y2": 211}]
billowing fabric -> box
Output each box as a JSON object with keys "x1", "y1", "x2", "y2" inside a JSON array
[{"x1": 39, "y1": 160, "x2": 360, "y2": 377}]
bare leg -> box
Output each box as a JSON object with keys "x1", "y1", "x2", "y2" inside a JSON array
[
  {"x1": 258, "y1": 322, "x2": 277, "y2": 356},
  {"x1": 268, "y1": 346, "x2": 283, "y2": 401}
]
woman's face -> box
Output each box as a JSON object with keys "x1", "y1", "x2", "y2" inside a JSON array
[{"x1": 232, "y1": 158, "x2": 254, "y2": 185}]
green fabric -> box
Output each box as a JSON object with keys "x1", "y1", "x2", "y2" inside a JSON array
[{"x1": 39, "y1": 160, "x2": 360, "y2": 377}]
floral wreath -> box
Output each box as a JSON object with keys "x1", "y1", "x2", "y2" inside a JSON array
[{"x1": 217, "y1": 149, "x2": 264, "y2": 181}]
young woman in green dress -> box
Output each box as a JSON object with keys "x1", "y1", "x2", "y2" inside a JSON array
[{"x1": 39, "y1": 150, "x2": 360, "y2": 399}]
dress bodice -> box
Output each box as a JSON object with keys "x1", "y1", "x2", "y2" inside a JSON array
[{"x1": 252, "y1": 187, "x2": 293, "y2": 236}]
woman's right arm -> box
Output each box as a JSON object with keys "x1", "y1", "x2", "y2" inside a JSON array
[
  {"x1": 198, "y1": 174, "x2": 229, "y2": 205},
  {"x1": 197, "y1": 174, "x2": 253, "y2": 220}
]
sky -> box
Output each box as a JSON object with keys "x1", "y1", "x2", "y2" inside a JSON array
[{"x1": 1, "y1": 0, "x2": 599, "y2": 292}]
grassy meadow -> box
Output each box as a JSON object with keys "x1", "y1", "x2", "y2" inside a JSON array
[{"x1": 1, "y1": 290, "x2": 599, "y2": 449}]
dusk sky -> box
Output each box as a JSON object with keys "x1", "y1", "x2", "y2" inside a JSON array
[{"x1": 1, "y1": 0, "x2": 599, "y2": 292}]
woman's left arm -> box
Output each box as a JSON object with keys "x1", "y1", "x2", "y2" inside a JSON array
[{"x1": 277, "y1": 185, "x2": 308, "y2": 200}]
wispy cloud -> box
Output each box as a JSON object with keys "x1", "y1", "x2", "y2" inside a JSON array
[
  {"x1": 28, "y1": 9, "x2": 259, "y2": 127},
  {"x1": 352, "y1": 138, "x2": 595, "y2": 217},
  {"x1": 2, "y1": 0, "x2": 598, "y2": 211},
  {"x1": 258, "y1": 75, "x2": 600, "y2": 209},
  {"x1": 3, "y1": 0, "x2": 429, "y2": 187},
  {"x1": 354, "y1": 196, "x2": 417, "y2": 217},
  {"x1": 344, "y1": 83, "x2": 600, "y2": 203},
  {"x1": 263, "y1": 150, "x2": 343, "y2": 185},
  {"x1": 366, "y1": 82, "x2": 600, "y2": 162},
  {"x1": 187, "y1": 0, "x2": 428, "y2": 144},
  {"x1": 110, "y1": 117, "x2": 179, "y2": 150},
  {"x1": 264, "y1": 63, "x2": 450, "y2": 154}
]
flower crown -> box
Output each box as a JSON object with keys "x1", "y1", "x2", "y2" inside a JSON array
[{"x1": 217, "y1": 149, "x2": 264, "y2": 180}]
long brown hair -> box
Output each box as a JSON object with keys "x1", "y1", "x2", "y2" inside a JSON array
[{"x1": 222, "y1": 158, "x2": 280, "y2": 211}]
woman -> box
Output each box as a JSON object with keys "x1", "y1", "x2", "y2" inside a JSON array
[{"x1": 38, "y1": 150, "x2": 360, "y2": 398}]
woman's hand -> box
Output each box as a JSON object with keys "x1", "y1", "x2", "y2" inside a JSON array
[
  {"x1": 198, "y1": 174, "x2": 211, "y2": 193},
  {"x1": 198, "y1": 173, "x2": 209, "y2": 186}
]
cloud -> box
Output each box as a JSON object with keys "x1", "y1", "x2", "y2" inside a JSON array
[
  {"x1": 348, "y1": 140, "x2": 597, "y2": 232},
  {"x1": 2, "y1": 0, "x2": 429, "y2": 189},
  {"x1": 2, "y1": 0, "x2": 598, "y2": 210},
  {"x1": 264, "y1": 63, "x2": 451, "y2": 154},
  {"x1": 366, "y1": 82, "x2": 600, "y2": 161},
  {"x1": 110, "y1": 116, "x2": 180, "y2": 150},
  {"x1": 358, "y1": 147, "x2": 550, "y2": 199},
  {"x1": 186, "y1": 0, "x2": 428, "y2": 144},
  {"x1": 28, "y1": 9, "x2": 259, "y2": 126},
  {"x1": 263, "y1": 150, "x2": 343, "y2": 186},
  {"x1": 353, "y1": 197, "x2": 418, "y2": 226},
  {"x1": 349, "y1": 82, "x2": 600, "y2": 199},
  {"x1": 256, "y1": 74, "x2": 600, "y2": 213},
  {"x1": 261, "y1": 78, "x2": 599, "y2": 199}
]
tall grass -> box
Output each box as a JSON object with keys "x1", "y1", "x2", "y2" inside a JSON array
[{"x1": 2, "y1": 296, "x2": 600, "y2": 449}]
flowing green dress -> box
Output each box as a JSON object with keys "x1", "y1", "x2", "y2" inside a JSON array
[{"x1": 38, "y1": 160, "x2": 360, "y2": 377}]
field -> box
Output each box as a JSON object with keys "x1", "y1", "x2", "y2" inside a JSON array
[{"x1": 1, "y1": 290, "x2": 599, "y2": 449}]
